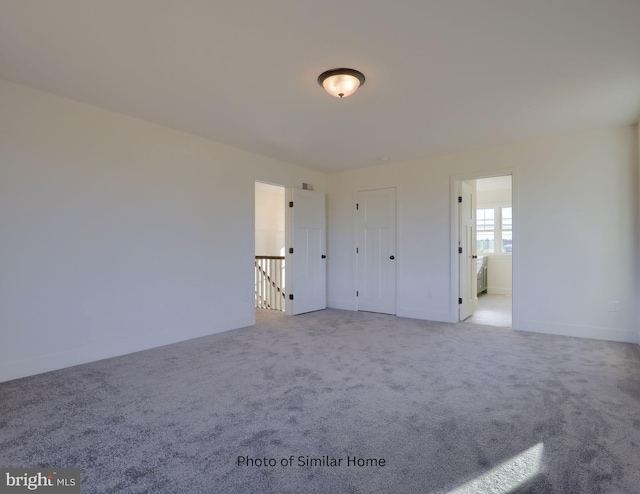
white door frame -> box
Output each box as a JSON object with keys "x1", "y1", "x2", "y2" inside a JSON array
[
  {"x1": 449, "y1": 169, "x2": 519, "y2": 327},
  {"x1": 253, "y1": 182, "x2": 327, "y2": 317}
]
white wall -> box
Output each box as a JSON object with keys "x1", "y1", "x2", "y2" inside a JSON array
[
  {"x1": 255, "y1": 183, "x2": 285, "y2": 257},
  {"x1": 476, "y1": 188, "x2": 511, "y2": 204},
  {"x1": 0, "y1": 79, "x2": 325, "y2": 382},
  {"x1": 327, "y1": 126, "x2": 639, "y2": 343},
  {"x1": 486, "y1": 257, "x2": 512, "y2": 295}
]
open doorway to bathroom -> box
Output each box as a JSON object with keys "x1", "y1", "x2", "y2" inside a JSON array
[
  {"x1": 255, "y1": 182, "x2": 286, "y2": 312},
  {"x1": 455, "y1": 174, "x2": 513, "y2": 328},
  {"x1": 468, "y1": 175, "x2": 512, "y2": 327}
]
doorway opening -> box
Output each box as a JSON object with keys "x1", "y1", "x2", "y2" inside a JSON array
[
  {"x1": 255, "y1": 182, "x2": 286, "y2": 312},
  {"x1": 453, "y1": 173, "x2": 514, "y2": 328}
]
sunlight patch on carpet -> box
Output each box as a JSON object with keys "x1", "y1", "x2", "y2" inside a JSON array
[{"x1": 447, "y1": 442, "x2": 544, "y2": 494}]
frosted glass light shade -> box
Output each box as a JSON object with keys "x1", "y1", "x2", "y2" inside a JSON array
[{"x1": 318, "y1": 68, "x2": 365, "y2": 98}]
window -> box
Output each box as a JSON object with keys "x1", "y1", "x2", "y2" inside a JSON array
[
  {"x1": 501, "y1": 207, "x2": 512, "y2": 253},
  {"x1": 476, "y1": 208, "x2": 494, "y2": 253},
  {"x1": 476, "y1": 206, "x2": 512, "y2": 254}
]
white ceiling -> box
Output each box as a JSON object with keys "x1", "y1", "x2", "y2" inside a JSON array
[
  {"x1": 1, "y1": 1, "x2": 639, "y2": 172},
  {"x1": 476, "y1": 175, "x2": 512, "y2": 192}
]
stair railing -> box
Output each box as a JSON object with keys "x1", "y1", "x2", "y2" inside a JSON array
[{"x1": 255, "y1": 256, "x2": 285, "y2": 311}]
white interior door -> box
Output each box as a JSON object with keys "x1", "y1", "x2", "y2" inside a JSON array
[
  {"x1": 459, "y1": 181, "x2": 476, "y2": 320},
  {"x1": 285, "y1": 188, "x2": 326, "y2": 315},
  {"x1": 357, "y1": 188, "x2": 397, "y2": 315}
]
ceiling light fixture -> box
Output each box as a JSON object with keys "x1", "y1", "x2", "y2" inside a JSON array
[{"x1": 317, "y1": 68, "x2": 365, "y2": 98}]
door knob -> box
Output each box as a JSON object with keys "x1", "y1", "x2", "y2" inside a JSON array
[
  {"x1": 390, "y1": 255, "x2": 395, "y2": 260},
  {"x1": 321, "y1": 255, "x2": 326, "y2": 259}
]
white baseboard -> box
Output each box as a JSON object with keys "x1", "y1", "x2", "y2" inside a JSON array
[
  {"x1": 514, "y1": 318, "x2": 639, "y2": 344},
  {"x1": 397, "y1": 307, "x2": 452, "y2": 323},
  {"x1": 327, "y1": 302, "x2": 451, "y2": 323},
  {"x1": 0, "y1": 314, "x2": 253, "y2": 383},
  {"x1": 327, "y1": 299, "x2": 357, "y2": 311}
]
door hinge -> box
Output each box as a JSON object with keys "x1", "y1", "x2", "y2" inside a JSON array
[
  {"x1": 356, "y1": 203, "x2": 359, "y2": 210},
  {"x1": 289, "y1": 294, "x2": 294, "y2": 300},
  {"x1": 356, "y1": 247, "x2": 359, "y2": 254},
  {"x1": 458, "y1": 297, "x2": 463, "y2": 305},
  {"x1": 458, "y1": 196, "x2": 462, "y2": 203},
  {"x1": 458, "y1": 247, "x2": 462, "y2": 254},
  {"x1": 356, "y1": 291, "x2": 359, "y2": 297},
  {"x1": 289, "y1": 247, "x2": 294, "y2": 254},
  {"x1": 289, "y1": 201, "x2": 294, "y2": 207}
]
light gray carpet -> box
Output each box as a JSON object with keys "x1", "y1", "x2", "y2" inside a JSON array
[{"x1": 1, "y1": 309, "x2": 639, "y2": 493}]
